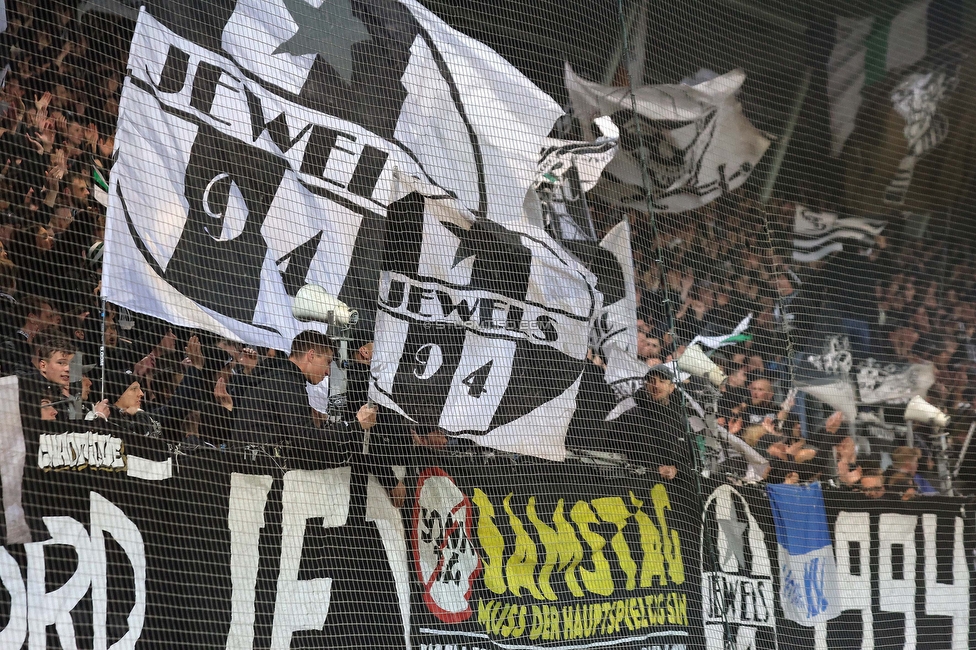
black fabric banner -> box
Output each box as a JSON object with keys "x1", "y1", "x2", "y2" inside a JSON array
[
  {"x1": 699, "y1": 478, "x2": 975, "y2": 650},
  {"x1": 1, "y1": 431, "x2": 974, "y2": 650}
]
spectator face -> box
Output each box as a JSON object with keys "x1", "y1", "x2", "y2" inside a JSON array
[
  {"x1": 637, "y1": 331, "x2": 661, "y2": 360},
  {"x1": 70, "y1": 176, "x2": 90, "y2": 203},
  {"x1": 66, "y1": 121, "x2": 84, "y2": 146},
  {"x1": 645, "y1": 375, "x2": 674, "y2": 402},
  {"x1": 858, "y1": 476, "x2": 885, "y2": 499},
  {"x1": 40, "y1": 398, "x2": 58, "y2": 421},
  {"x1": 116, "y1": 381, "x2": 144, "y2": 414},
  {"x1": 899, "y1": 456, "x2": 919, "y2": 474},
  {"x1": 29, "y1": 301, "x2": 60, "y2": 332},
  {"x1": 35, "y1": 226, "x2": 55, "y2": 251},
  {"x1": 49, "y1": 208, "x2": 72, "y2": 235},
  {"x1": 39, "y1": 351, "x2": 73, "y2": 388},
  {"x1": 301, "y1": 347, "x2": 333, "y2": 385},
  {"x1": 775, "y1": 275, "x2": 793, "y2": 297},
  {"x1": 749, "y1": 379, "x2": 773, "y2": 405}
]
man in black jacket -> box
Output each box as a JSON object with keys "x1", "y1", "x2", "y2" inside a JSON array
[
  {"x1": 234, "y1": 330, "x2": 374, "y2": 445},
  {"x1": 606, "y1": 364, "x2": 694, "y2": 481},
  {"x1": 231, "y1": 331, "x2": 402, "y2": 499}
]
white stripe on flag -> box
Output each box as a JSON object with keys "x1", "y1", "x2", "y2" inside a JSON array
[
  {"x1": 793, "y1": 229, "x2": 870, "y2": 249},
  {"x1": 793, "y1": 243, "x2": 844, "y2": 263}
]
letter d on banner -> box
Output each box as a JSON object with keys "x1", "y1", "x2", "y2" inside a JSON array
[{"x1": 90, "y1": 492, "x2": 146, "y2": 650}]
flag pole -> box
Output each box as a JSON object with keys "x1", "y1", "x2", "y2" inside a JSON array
[
  {"x1": 760, "y1": 67, "x2": 812, "y2": 204},
  {"x1": 99, "y1": 297, "x2": 106, "y2": 401}
]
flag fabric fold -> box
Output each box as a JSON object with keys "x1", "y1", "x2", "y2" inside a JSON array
[
  {"x1": 827, "y1": 0, "x2": 932, "y2": 156},
  {"x1": 565, "y1": 64, "x2": 769, "y2": 213}
]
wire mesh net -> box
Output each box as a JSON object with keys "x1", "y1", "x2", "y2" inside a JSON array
[{"x1": 0, "y1": 0, "x2": 973, "y2": 648}]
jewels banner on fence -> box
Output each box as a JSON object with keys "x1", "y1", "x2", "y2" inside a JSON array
[{"x1": 0, "y1": 425, "x2": 972, "y2": 649}]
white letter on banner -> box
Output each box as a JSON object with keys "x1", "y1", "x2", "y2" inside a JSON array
[
  {"x1": 226, "y1": 473, "x2": 273, "y2": 650},
  {"x1": 270, "y1": 468, "x2": 351, "y2": 650},
  {"x1": 833, "y1": 512, "x2": 872, "y2": 650},
  {"x1": 878, "y1": 513, "x2": 916, "y2": 648},
  {"x1": 923, "y1": 513, "x2": 968, "y2": 650},
  {"x1": 26, "y1": 517, "x2": 94, "y2": 650},
  {"x1": 90, "y1": 492, "x2": 146, "y2": 650},
  {"x1": 0, "y1": 546, "x2": 27, "y2": 647}
]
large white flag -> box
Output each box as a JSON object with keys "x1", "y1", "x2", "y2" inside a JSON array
[
  {"x1": 369, "y1": 173, "x2": 601, "y2": 461},
  {"x1": 105, "y1": 4, "x2": 561, "y2": 350},
  {"x1": 565, "y1": 65, "x2": 769, "y2": 213}
]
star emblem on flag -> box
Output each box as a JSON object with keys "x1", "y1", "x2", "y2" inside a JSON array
[
  {"x1": 717, "y1": 509, "x2": 747, "y2": 568},
  {"x1": 274, "y1": 0, "x2": 372, "y2": 83}
]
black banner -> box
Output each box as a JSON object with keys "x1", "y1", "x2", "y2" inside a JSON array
[
  {"x1": 2, "y1": 430, "x2": 974, "y2": 650},
  {"x1": 699, "y1": 479, "x2": 976, "y2": 650}
]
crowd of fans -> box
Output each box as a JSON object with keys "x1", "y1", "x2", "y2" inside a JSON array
[{"x1": 1, "y1": 1, "x2": 974, "y2": 502}]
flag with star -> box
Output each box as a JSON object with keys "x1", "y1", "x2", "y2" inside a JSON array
[
  {"x1": 104, "y1": 1, "x2": 561, "y2": 350},
  {"x1": 369, "y1": 173, "x2": 601, "y2": 462}
]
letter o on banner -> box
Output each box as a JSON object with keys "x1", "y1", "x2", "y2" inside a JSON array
[{"x1": 0, "y1": 547, "x2": 26, "y2": 647}]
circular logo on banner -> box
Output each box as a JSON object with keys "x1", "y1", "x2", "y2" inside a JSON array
[
  {"x1": 412, "y1": 467, "x2": 481, "y2": 623},
  {"x1": 700, "y1": 484, "x2": 775, "y2": 650}
]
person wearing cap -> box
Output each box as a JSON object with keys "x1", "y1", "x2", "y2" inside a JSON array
[
  {"x1": 605, "y1": 363, "x2": 692, "y2": 481},
  {"x1": 86, "y1": 372, "x2": 161, "y2": 438}
]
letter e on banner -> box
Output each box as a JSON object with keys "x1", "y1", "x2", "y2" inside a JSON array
[{"x1": 413, "y1": 467, "x2": 481, "y2": 622}]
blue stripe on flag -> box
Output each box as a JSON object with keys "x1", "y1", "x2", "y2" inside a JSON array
[{"x1": 766, "y1": 482, "x2": 833, "y2": 556}]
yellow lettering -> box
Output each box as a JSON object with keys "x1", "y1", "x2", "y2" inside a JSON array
[
  {"x1": 629, "y1": 598, "x2": 643, "y2": 629},
  {"x1": 478, "y1": 599, "x2": 491, "y2": 629},
  {"x1": 630, "y1": 492, "x2": 667, "y2": 587},
  {"x1": 527, "y1": 497, "x2": 585, "y2": 599},
  {"x1": 614, "y1": 600, "x2": 626, "y2": 631},
  {"x1": 677, "y1": 593, "x2": 688, "y2": 625},
  {"x1": 562, "y1": 606, "x2": 574, "y2": 640},
  {"x1": 530, "y1": 606, "x2": 543, "y2": 640},
  {"x1": 592, "y1": 497, "x2": 638, "y2": 590},
  {"x1": 513, "y1": 605, "x2": 527, "y2": 638},
  {"x1": 651, "y1": 485, "x2": 685, "y2": 585},
  {"x1": 473, "y1": 489, "x2": 507, "y2": 594},
  {"x1": 589, "y1": 603, "x2": 602, "y2": 637},
  {"x1": 655, "y1": 593, "x2": 665, "y2": 626},
  {"x1": 602, "y1": 601, "x2": 614, "y2": 634},
  {"x1": 570, "y1": 501, "x2": 613, "y2": 596},
  {"x1": 491, "y1": 603, "x2": 507, "y2": 635},
  {"x1": 503, "y1": 494, "x2": 543, "y2": 599},
  {"x1": 573, "y1": 604, "x2": 584, "y2": 639},
  {"x1": 550, "y1": 604, "x2": 560, "y2": 639},
  {"x1": 501, "y1": 602, "x2": 516, "y2": 637}
]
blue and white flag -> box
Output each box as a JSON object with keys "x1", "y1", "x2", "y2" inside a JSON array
[{"x1": 766, "y1": 482, "x2": 842, "y2": 626}]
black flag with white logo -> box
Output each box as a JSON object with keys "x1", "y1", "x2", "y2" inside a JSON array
[{"x1": 370, "y1": 174, "x2": 600, "y2": 461}]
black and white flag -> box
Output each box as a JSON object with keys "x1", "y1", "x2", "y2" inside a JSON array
[
  {"x1": 104, "y1": 3, "x2": 561, "y2": 350},
  {"x1": 885, "y1": 58, "x2": 960, "y2": 206},
  {"x1": 792, "y1": 204, "x2": 886, "y2": 263},
  {"x1": 533, "y1": 119, "x2": 618, "y2": 242},
  {"x1": 565, "y1": 65, "x2": 769, "y2": 213},
  {"x1": 856, "y1": 358, "x2": 936, "y2": 405},
  {"x1": 561, "y1": 220, "x2": 643, "y2": 401},
  {"x1": 369, "y1": 174, "x2": 601, "y2": 461}
]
